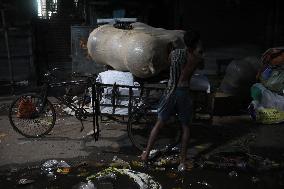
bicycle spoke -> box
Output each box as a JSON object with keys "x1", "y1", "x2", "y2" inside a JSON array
[{"x1": 9, "y1": 94, "x2": 56, "y2": 137}]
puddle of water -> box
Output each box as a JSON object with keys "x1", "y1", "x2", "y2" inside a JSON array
[{"x1": 0, "y1": 154, "x2": 283, "y2": 189}]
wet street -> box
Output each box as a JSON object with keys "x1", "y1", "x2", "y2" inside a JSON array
[{"x1": 1, "y1": 99, "x2": 284, "y2": 188}]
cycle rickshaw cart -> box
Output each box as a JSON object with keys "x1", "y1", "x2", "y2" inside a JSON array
[
  {"x1": 92, "y1": 77, "x2": 213, "y2": 152},
  {"x1": 8, "y1": 69, "x2": 213, "y2": 152}
]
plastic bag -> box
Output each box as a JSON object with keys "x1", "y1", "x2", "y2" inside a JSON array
[
  {"x1": 190, "y1": 73, "x2": 211, "y2": 93},
  {"x1": 96, "y1": 70, "x2": 134, "y2": 86},
  {"x1": 260, "y1": 68, "x2": 284, "y2": 95},
  {"x1": 220, "y1": 56, "x2": 260, "y2": 95},
  {"x1": 251, "y1": 83, "x2": 284, "y2": 111},
  {"x1": 17, "y1": 98, "x2": 36, "y2": 118}
]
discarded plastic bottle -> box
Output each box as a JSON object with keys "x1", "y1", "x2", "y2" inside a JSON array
[
  {"x1": 76, "y1": 181, "x2": 96, "y2": 189},
  {"x1": 228, "y1": 171, "x2": 238, "y2": 178}
]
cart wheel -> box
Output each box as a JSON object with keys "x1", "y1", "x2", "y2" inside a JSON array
[
  {"x1": 8, "y1": 94, "x2": 56, "y2": 138},
  {"x1": 127, "y1": 105, "x2": 181, "y2": 152}
]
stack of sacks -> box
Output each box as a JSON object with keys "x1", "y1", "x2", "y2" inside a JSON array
[
  {"x1": 249, "y1": 47, "x2": 284, "y2": 124},
  {"x1": 96, "y1": 70, "x2": 141, "y2": 115}
]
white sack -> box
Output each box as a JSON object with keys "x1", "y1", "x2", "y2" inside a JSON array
[
  {"x1": 88, "y1": 22, "x2": 185, "y2": 78},
  {"x1": 190, "y1": 73, "x2": 211, "y2": 93}
]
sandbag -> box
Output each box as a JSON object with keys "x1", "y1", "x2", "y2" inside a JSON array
[
  {"x1": 255, "y1": 107, "x2": 284, "y2": 124},
  {"x1": 87, "y1": 22, "x2": 185, "y2": 78},
  {"x1": 220, "y1": 56, "x2": 260, "y2": 96}
]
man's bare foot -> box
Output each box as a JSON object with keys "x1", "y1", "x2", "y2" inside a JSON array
[{"x1": 140, "y1": 151, "x2": 148, "y2": 162}]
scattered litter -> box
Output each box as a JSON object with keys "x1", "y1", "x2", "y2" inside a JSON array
[
  {"x1": 87, "y1": 130, "x2": 95, "y2": 136},
  {"x1": 177, "y1": 163, "x2": 186, "y2": 172},
  {"x1": 16, "y1": 80, "x2": 29, "y2": 86},
  {"x1": 196, "y1": 181, "x2": 212, "y2": 188},
  {"x1": 110, "y1": 156, "x2": 131, "y2": 169},
  {"x1": 131, "y1": 160, "x2": 145, "y2": 168},
  {"x1": 171, "y1": 146, "x2": 180, "y2": 153},
  {"x1": 74, "y1": 181, "x2": 95, "y2": 189},
  {"x1": 57, "y1": 167, "x2": 71, "y2": 174},
  {"x1": 251, "y1": 176, "x2": 260, "y2": 183},
  {"x1": 155, "y1": 167, "x2": 165, "y2": 171},
  {"x1": 195, "y1": 144, "x2": 209, "y2": 150},
  {"x1": 18, "y1": 178, "x2": 35, "y2": 185},
  {"x1": 0, "y1": 133, "x2": 7, "y2": 138},
  {"x1": 87, "y1": 167, "x2": 162, "y2": 189},
  {"x1": 18, "y1": 141, "x2": 31, "y2": 145},
  {"x1": 97, "y1": 172, "x2": 117, "y2": 181},
  {"x1": 41, "y1": 159, "x2": 70, "y2": 176},
  {"x1": 149, "y1": 149, "x2": 160, "y2": 159},
  {"x1": 166, "y1": 170, "x2": 178, "y2": 179},
  {"x1": 75, "y1": 161, "x2": 89, "y2": 168},
  {"x1": 196, "y1": 151, "x2": 281, "y2": 171},
  {"x1": 228, "y1": 171, "x2": 238, "y2": 178},
  {"x1": 154, "y1": 155, "x2": 178, "y2": 167},
  {"x1": 94, "y1": 162, "x2": 106, "y2": 168},
  {"x1": 77, "y1": 171, "x2": 89, "y2": 177},
  {"x1": 10, "y1": 168, "x2": 18, "y2": 173},
  {"x1": 41, "y1": 160, "x2": 59, "y2": 176}
]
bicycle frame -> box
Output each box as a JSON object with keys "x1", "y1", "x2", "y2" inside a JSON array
[
  {"x1": 35, "y1": 71, "x2": 98, "y2": 134},
  {"x1": 31, "y1": 68, "x2": 212, "y2": 142}
]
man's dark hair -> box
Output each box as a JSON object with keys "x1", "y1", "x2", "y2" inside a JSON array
[{"x1": 183, "y1": 30, "x2": 200, "y2": 49}]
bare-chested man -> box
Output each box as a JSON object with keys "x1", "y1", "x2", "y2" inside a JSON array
[{"x1": 141, "y1": 30, "x2": 204, "y2": 171}]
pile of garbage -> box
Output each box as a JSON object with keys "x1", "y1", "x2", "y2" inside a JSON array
[
  {"x1": 198, "y1": 151, "x2": 281, "y2": 172},
  {"x1": 39, "y1": 157, "x2": 163, "y2": 189},
  {"x1": 87, "y1": 167, "x2": 162, "y2": 189},
  {"x1": 249, "y1": 47, "x2": 284, "y2": 124},
  {"x1": 4, "y1": 150, "x2": 284, "y2": 189}
]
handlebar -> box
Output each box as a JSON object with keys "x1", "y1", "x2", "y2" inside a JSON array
[
  {"x1": 43, "y1": 68, "x2": 97, "y2": 83},
  {"x1": 71, "y1": 72, "x2": 97, "y2": 79}
]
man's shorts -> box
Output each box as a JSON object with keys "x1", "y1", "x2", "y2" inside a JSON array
[{"x1": 158, "y1": 87, "x2": 193, "y2": 125}]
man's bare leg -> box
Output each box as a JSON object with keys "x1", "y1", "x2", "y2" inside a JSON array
[
  {"x1": 180, "y1": 124, "x2": 190, "y2": 164},
  {"x1": 141, "y1": 119, "x2": 165, "y2": 161}
]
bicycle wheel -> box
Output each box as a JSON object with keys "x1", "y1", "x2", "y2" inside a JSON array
[
  {"x1": 8, "y1": 94, "x2": 56, "y2": 137},
  {"x1": 127, "y1": 106, "x2": 182, "y2": 152}
]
